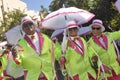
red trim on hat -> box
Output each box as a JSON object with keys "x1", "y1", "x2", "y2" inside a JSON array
[
  {"x1": 67, "y1": 24, "x2": 77, "y2": 28},
  {"x1": 93, "y1": 22, "x2": 102, "y2": 25},
  {"x1": 22, "y1": 19, "x2": 29, "y2": 23}
]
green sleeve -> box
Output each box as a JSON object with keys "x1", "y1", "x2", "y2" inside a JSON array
[
  {"x1": 87, "y1": 40, "x2": 101, "y2": 70},
  {"x1": 109, "y1": 30, "x2": 120, "y2": 40},
  {"x1": 54, "y1": 42, "x2": 62, "y2": 61}
]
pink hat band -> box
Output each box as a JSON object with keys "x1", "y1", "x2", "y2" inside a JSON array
[
  {"x1": 89, "y1": 19, "x2": 105, "y2": 32},
  {"x1": 21, "y1": 16, "x2": 35, "y2": 26},
  {"x1": 93, "y1": 21, "x2": 102, "y2": 25},
  {"x1": 67, "y1": 24, "x2": 77, "y2": 28},
  {"x1": 22, "y1": 19, "x2": 30, "y2": 23}
]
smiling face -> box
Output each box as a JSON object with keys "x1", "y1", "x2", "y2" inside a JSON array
[
  {"x1": 22, "y1": 21, "x2": 35, "y2": 35},
  {"x1": 68, "y1": 27, "x2": 78, "y2": 37},
  {"x1": 91, "y1": 25, "x2": 102, "y2": 36}
]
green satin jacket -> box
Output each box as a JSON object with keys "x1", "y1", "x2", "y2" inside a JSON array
[
  {"x1": 65, "y1": 37, "x2": 96, "y2": 80},
  {"x1": 16, "y1": 33, "x2": 55, "y2": 80},
  {"x1": 88, "y1": 31, "x2": 120, "y2": 78}
]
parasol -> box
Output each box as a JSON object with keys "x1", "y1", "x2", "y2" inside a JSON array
[
  {"x1": 115, "y1": 0, "x2": 120, "y2": 13},
  {"x1": 5, "y1": 25, "x2": 24, "y2": 45},
  {"x1": 5, "y1": 25, "x2": 40, "y2": 45},
  {"x1": 77, "y1": 26, "x2": 91, "y2": 36},
  {"x1": 41, "y1": 7, "x2": 95, "y2": 30},
  {"x1": 51, "y1": 26, "x2": 91, "y2": 40}
]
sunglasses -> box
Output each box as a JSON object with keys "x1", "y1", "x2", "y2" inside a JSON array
[
  {"x1": 92, "y1": 27, "x2": 101, "y2": 30},
  {"x1": 68, "y1": 27, "x2": 78, "y2": 31},
  {"x1": 22, "y1": 22, "x2": 34, "y2": 27}
]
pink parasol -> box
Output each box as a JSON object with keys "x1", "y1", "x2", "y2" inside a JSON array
[
  {"x1": 5, "y1": 25, "x2": 40, "y2": 45},
  {"x1": 77, "y1": 26, "x2": 91, "y2": 36},
  {"x1": 41, "y1": 7, "x2": 95, "y2": 30},
  {"x1": 51, "y1": 26, "x2": 91, "y2": 40},
  {"x1": 115, "y1": 0, "x2": 120, "y2": 13},
  {"x1": 5, "y1": 25, "x2": 24, "y2": 45}
]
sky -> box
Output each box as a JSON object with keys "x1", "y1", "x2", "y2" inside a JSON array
[{"x1": 22, "y1": 0, "x2": 53, "y2": 12}]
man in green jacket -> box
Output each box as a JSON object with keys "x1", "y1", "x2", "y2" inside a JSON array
[
  {"x1": 12, "y1": 16, "x2": 55, "y2": 80},
  {"x1": 88, "y1": 19, "x2": 120, "y2": 80},
  {"x1": 61, "y1": 21, "x2": 96, "y2": 80}
]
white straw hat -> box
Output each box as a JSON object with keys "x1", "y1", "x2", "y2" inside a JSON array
[
  {"x1": 89, "y1": 19, "x2": 105, "y2": 32},
  {"x1": 21, "y1": 16, "x2": 35, "y2": 27},
  {"x1": 66, "y1": 20, "x2": 78, "y2": 29}
]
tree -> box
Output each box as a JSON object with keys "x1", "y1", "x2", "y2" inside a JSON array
[
  {"x1": 91, "y1": 0, "x2": 120, "y2": 31},
  {"x1": 39, "y1": 5, "x2": 49, "y2": 20},
  {"x1": 49, "y1": 0, "x2": 120, "y2": 31},
  {"x1": 0, "y1": 9, "x2": 26, "y2": 41},
  {"x1": 49, "y1": 0, "x2": 60, "y2": 11},
  {"x1": 39, "y1": 6, "x2": 54, "y2": 37}
]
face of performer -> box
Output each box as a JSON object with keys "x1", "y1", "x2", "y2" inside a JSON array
[
  {"x1": 68, "y1": 27, "x2": 78, "y2": 37},
  {"x1": 91, "y1": 25, "x2": 102, "y2": 36},
  {"x1": 22, "y1": 21, "x2": 35, "y2": 35}
]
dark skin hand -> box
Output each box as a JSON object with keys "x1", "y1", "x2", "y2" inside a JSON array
[
  {"x1": 92, "y1": 55, "x2": 112, "y2": 74},
  {"x1": 11, "y1": 48, "x2": 17, "y2": 58},
  {"x1": 2, "y1": 44, "x2": 17, "y2": 58}
]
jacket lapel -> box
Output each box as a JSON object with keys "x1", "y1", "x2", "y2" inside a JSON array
[
  {"x1": 92, "y1": 35, "x2": 108, "y2": 50},
  {"x1": 24, "y1": 34, "x2": 36, "y2": 51},
  {"x1": 24, "y1": 31, "x2": 44, "y2": 54},
  {"x1": 69, "y1": 38, "x2": 84, "y2": 56},
  {"x1": 37, "y1": 31, "x2": 44, "y2": 54}
]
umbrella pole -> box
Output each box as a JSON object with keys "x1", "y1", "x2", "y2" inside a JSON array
[{"x1": 61, "y1": 29, "x2": 74, "y2": 80}]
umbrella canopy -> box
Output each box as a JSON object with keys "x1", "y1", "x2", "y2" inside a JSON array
[
  {"x1": 115, "y1": 0, "x2": 120, "y2": 13},
  {"x1": 5, "y1": 25, "x2": 24, "y2": 45},
  {"x1": 41, "y1": 7, "x2": 95, "y2": 30},
  {"x1": 77, "y1": 26, "x2": 91, "y2": 36},
  {"x1": 5, "y1": 25, "x2": 40, "y2": 45},
  {"x1": 51, "y1": 26, "x2": 91, "y2": 40},
  {"x1": 51, "y1": 29, "x2": 64, "y2": 39}
]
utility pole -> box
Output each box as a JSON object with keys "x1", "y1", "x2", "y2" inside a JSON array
[
  {"x1": 1, "y1": 0, "x2": 6, "y2": 33},
  {"x1": 1, "y1": 0, "x2": 5, "y2": 23}
]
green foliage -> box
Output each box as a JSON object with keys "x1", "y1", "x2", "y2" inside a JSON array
[
  {"x1": 49, "y1": 0, "x2": 60, "y2": 11},
  {"x1": 49, "y1": 0, "x2": 120, "y2": 31},
  {"x1": 7, "y1": 9, "x2": 26, "y2": 28},
  {"x1": 40, "y1": 28, "x2": 54, "y2": 37},
  {"x1": 0, "y1": 9, "x2": 26, "y2": 41},
  {"x1": 39, "y1": 6, "x2": 49, "y2": 20}
]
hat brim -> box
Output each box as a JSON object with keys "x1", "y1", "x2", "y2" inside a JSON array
[
  {"x1": 21, "y1": 20, "x2": 36, "y2": 27},
  {"x1": 67, "y1": 26, "x2": 79, "y2": 29},
  {"x1": 89, "y1": 24, "x2": 105, "y2": 32}
]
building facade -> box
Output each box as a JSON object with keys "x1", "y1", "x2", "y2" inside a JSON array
[{"x1": 0, "y1": 0, "x2": 27, "y2": 20}]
